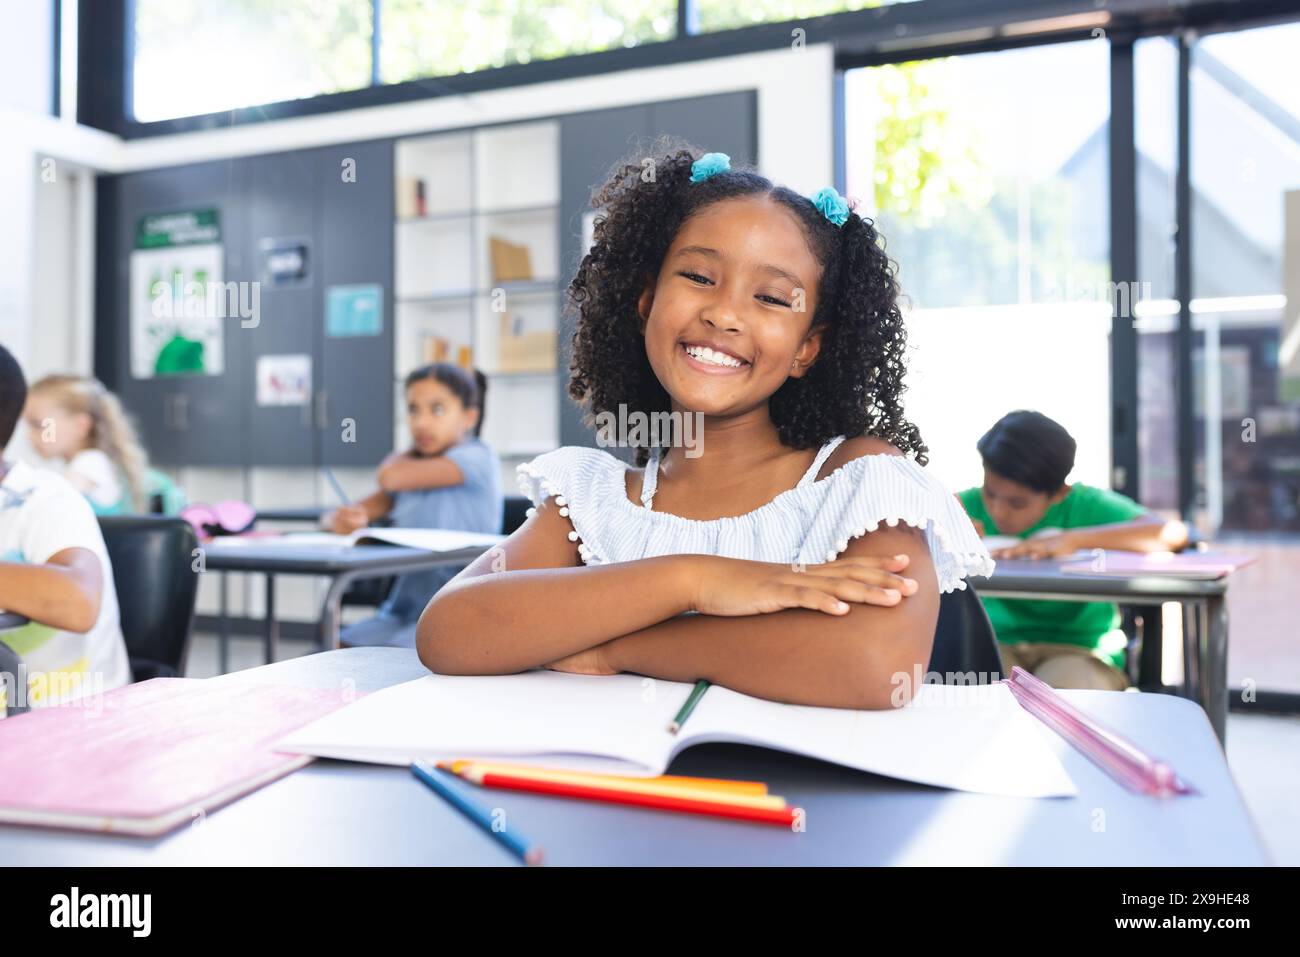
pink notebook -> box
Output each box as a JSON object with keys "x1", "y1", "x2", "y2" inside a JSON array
[
  {"x1": 1059, "y1": 550, "x2": 1256, "y2": 580},
  {"x1": 0, "y1": 677, "x2": 358, "y2": 836}
]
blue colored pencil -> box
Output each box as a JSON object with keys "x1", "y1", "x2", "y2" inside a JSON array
[
  {"x1": 321, "y1": 466, "x2": 350, "y2": 506},
  {"x1": 410, "y1": 760, "x2": 544, "y2": 866}
]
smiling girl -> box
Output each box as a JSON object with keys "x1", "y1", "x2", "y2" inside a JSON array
[{"x1": 416, "y1": 144, "x2": 993, "y2": 709}]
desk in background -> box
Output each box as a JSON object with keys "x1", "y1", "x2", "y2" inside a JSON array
[
  {"x1": 0, "y1": 647, "x2": 1267, "y2": 866},
  {"x1": 202, "y1": 543, "x2": 492, "y2": 672},
  {"x1": 254, "y1": 507, "x2": 327, "y2": 525},
  {"x1": 974, "y1": 556, "x2": 1237, "y2": 744}
]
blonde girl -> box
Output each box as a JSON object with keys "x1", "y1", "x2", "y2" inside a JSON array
[{"x1": 24, "y1": 375, "x2": 151, "y2": 515}]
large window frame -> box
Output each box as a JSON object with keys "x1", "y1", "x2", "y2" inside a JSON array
[{"x1": 83, "y1": 1, "x2": 1297, "y2": 138}]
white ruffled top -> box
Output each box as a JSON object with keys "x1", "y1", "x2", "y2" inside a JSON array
[{"x1": 516, "y1": 435, "x2": 995, "y2": 593}]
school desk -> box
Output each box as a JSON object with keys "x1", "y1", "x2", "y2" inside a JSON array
[
  {"x1": 254, "y1": 506, "x2": 326, "y2": 524},
  {"x1": 973, "y1": 556, "x2": 1239, "y2": 745},
  {"x1": 0, "y1": 648, "x2": 1268, "y2": 866},
  {"x1": 202, "y1": 542, "x2": 492, "y2": 672}
]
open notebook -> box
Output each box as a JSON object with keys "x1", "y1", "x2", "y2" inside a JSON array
[
  {"x1": 981, "y1": 530, "x2": 1093, "y2": 558},
  {"x1": 1059, "y1": 550, "x2": 1257, "y2": 579},
  {"x1": 207, "y1": 527, "x2": 504, "y2": 552},
  {"x1": 276, "y1": 672, "x2": 1078, "y2": 798}
]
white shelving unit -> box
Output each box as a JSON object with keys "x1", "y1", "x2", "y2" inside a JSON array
[{"x1": 394, "y1": 120, "x2": 561, "y2": 472}]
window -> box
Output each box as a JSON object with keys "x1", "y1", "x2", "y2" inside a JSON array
[
  {"x1": 1134, "y1": 37, "x2": 1179, "y2": 512},
  {"x1": 131, "y1": 0, "x2": 373, "y2": 122},
  {"x1": 379, "y1": 0, "x2": 677, "y2": 85},
  {"x1": 844, "y1": 39, "x2": 1110, "y2": 492},
  {"x1": 1187, "y1": 21, "x2": 1300, "y2": 535},
  {"x1": 695, "y1": 0, "x2": 915, "y2": 34}
]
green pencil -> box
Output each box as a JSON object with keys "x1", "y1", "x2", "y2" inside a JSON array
[{"x1": 668, "y1": 680, "x2": 711, "y2": 735}]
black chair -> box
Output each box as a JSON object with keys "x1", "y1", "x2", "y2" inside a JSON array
[
  {"x1": 502, "y1": 495, "x2": 532, "y2": 535},
  {"x1": 927, "y1": 580, "x2": 1004, "y2": 681},
  {"x1": 0, "y1": 640, "x2": 28, "y2": 718},
  {"x1": 98, "y1": 515, "x2": 200, "y2": 682}
]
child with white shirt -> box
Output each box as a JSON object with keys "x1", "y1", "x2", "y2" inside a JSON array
[
  {"x1": 23, "y1": 374, "x2": 154, "y2": 514},
  {"x1": 0, "y1": 348, "x2": 132, "y2": 713}
]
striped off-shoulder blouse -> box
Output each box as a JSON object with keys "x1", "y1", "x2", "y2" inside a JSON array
[{"x1": 516, "y1": 435, "x2": 995, "y2": 594}]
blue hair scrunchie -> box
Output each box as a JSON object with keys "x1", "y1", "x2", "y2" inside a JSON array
[
  {"x1": 690, "y1": 152, "x2": 731, "y2": 183},
  {"x1": 809, "y1": 186, "x2": 850, "y2": 227}
]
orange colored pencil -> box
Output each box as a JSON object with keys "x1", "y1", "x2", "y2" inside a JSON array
[
  {"x1": 439, "y1": 759, "x2": 768, "y2": 796},
  {"x1": 446, "y1": 761, "x2": 786, "y2": 809},
  {"x1": 456, "y1": 767, "x2": 799, "y2": 827}
]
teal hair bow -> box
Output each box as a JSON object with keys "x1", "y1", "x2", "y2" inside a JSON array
[
  {"x1": 690, "y1": 152, "x2": 731, "y2": 183},
  {"x1": 809, "y1": 186, "x2": 850, "y2": 227}
]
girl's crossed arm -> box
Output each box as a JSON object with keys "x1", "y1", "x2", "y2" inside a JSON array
[
  {"x1": 589, "y1": 522, "x2": 939, "y2": 710},
  {"x1": 416, "y1": 497, "x2": 939, "y2": 710},
  {"x1": 377, "y1": 450, "x2": 467, "y2": 493},
  {"x1": 417, "y1": 497, "x2": 693, "y2": 673}
]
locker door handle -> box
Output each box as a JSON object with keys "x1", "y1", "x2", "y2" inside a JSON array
[
  {"x1": 164, "y1": 393, "x2": 189, "y2": 430},
  {"x1": 316, "y1": 389, "x2": 329, "y2": 430}
]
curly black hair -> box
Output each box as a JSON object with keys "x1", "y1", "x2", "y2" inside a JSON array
[{"x1": 566, "y1": 136, "x2": 928, "y2": 467}]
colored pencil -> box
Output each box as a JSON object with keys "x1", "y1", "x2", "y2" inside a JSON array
[
  {"x1": 456, "y1": 766, "x2": 798, "y2": 827},
  {"x1": 410, "y1": 760, "x2": 544, "y2": 865},
  {"x1": 321, "y1": 466, "x2": 350, "y2": 506},
  {"x1": 668, "y1": 679, "x2": 711, "y2": 734},
  {"x1": 445, "y1": 761, "x2": 786, "y2": 809},
  {"x1": 438, "y1": 759, "x2": 768, "y2": 796}
]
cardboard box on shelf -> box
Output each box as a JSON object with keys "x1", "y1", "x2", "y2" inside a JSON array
[
  {"x1": 497, "y1": 313, "x2": 556, "y2": 373},
  {"x1": 488, "y1": 236, "x2": 534, "y2": 283}
]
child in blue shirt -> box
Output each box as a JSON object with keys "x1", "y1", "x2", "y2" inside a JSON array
[{"x1": 327, "y1": 363, "x2": 503, "y2": 648}]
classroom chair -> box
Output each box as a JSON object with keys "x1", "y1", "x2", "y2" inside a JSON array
[
  {"x1": 929, "y1": 582, "x2": 1004, "y2": 681},
  {"x1": 98, "y1": 515, "x2": 200, "y2": 681},
  {"x1": 0, "y1": 641, "x2": 28, "y2": 718},
  {"x1": 502, "y1": 495, "x2": 532, "y2": 535}
]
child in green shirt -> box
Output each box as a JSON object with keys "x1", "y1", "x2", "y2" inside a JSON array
[{"x1": 956, "y1": 410, "x2": 1189, "y2": 690}]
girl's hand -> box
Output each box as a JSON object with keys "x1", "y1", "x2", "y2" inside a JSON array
[
  {"x1": 990, "y1": 532, "x2": 1079, "y2": 560},
  {"x1": 689, "y1": 554, "x2": 919, "y2": 617},
  {"x1": 544, "y1": 642, "x2": 619, "y2": 676},
  {"x1": 327, "y1": 505, "x2": 369, "y2": 535}
]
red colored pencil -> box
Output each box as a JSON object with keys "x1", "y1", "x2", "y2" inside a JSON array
[{"x1": 458, "y1": 768, "x2": 799, "y2": 827}]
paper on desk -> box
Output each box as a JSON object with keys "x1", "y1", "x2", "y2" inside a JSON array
[
  {"x1": 354, "y1": 527, "x2": 503, "y2": 551},
  {"x1": 982, "y1": 531, "x2": 1095, "y2": 560},
  {"x1": 276, "y1": 672, "x2": 1077, "y2": 798},
  {"x1": 205, "y1": 527, "x2": 503, "y2": 552}
]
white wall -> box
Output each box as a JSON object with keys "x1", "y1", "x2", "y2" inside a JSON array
[
  {"x1": 0, "y1": 0, "x2": 53, "y2": 116},
  {"x1": 0, "y1": 110, "x2": 118, "y2": 407}
]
